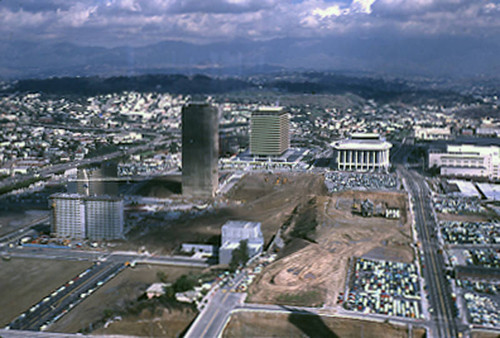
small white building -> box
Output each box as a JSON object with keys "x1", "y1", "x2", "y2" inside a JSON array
[
  {"x1": 219, "y1": 220, "x2": 264, "y2": 265},
  {"x1": 181, "y1": 244, "x2": 216, "y2": 257},
  {"x1": 331, "y1": 133, "x2": 391, "y2": 172},
  {"x1": 414, "y1": 126, "x2": 451, "y2": 140},
  {"x1": 146, "y1": 283, "x2": 171, "y2": 299}
]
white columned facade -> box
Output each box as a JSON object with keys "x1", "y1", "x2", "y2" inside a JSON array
[{"x1": 332, "y1": 134, "x2": 392, "y2": 173}]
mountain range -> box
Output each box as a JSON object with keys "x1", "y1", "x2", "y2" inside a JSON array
[{"x1": 1, "y1": 36, "x2": 500, "y2": 80}]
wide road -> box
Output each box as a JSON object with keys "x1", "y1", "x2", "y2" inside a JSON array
[
  {"x1": 185, "y1": 272, "x2": 248, "y2": 338},
  {"x1": 2, "y1": 245, "x2": 209, "y2": 268},
  {"x1": 399, "y1": 167, "x2": 458, "y2": 338},
  {"x1": 187, "y1": 291, "x2": 245, "y2": 338},
  {"x1": 240, "y1": 303, "x2": 430, "y2": 328}
]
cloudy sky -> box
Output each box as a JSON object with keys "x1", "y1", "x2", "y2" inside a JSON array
[
  {"x1": 1, "y1": 0, "x2": 499, "y2": 47},
  {"x1": 1, "y1": 0, "x2": 500, "y2": 79}
]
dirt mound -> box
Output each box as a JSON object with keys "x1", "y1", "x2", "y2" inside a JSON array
[
  {"x1": 136, "y1": 177, "x2": 181, "y2": 197},
  {"x1": 249, "y1": 243, "x2": 334, "y2": 306},
  {"x1": 277, "y1": 238, "x2": 311, "y2": 259}
]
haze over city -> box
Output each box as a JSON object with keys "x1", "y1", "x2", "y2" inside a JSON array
[{"x1": 1, "y1": 1, "x2": 500, "y2": 338}]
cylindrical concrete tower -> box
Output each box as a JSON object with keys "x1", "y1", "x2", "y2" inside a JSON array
[{"x1": 181, "y1": 102, "x2": 219, "y2": 197}]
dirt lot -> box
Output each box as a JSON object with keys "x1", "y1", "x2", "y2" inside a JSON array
[
  {"x1": 50, "y1": 263, "x2": 202, "y2": 335},
  {"x1": 0, "y1": 258, "x2": 91, "y2": 326},
  {"x1": 248, "y1": 190, "x2": 414, "y2": 307},
  {"x1": 471, "y1": 330, "x2": 500, "y2": 338},
  {"x1": 0, "y1": 210, "x2": 48, "y2": 237},
  {"x1": 222, "y1": 312, "x2": 426, "y2": 338},
  {"x1": 120, "y1": 173, "x2": 326, "y2": 254}
]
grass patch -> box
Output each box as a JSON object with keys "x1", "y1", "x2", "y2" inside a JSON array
[{"x1": 276, "y1": 290, "x2": 323, "y2": 307}]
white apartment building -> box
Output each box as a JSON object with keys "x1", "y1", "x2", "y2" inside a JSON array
[
  {"x1": 50, "y1": 193, "x2": 124, "y2": 240},
  {"x1": 50, "y1": 194, "x2": 86, "y2": 239},
  {"x1": 428, "y1": 144, "x2": 500, "y2": 180},
  {"x1": 332, "y1": 133, "x2": 392, "y2": 172},
  {"x1": 85, "y1": 197, "x2": 124, "y2": 240}
]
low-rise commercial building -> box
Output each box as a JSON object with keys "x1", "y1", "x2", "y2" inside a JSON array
[
  {"x1": 429, "y1": 144, "x2": 500, "y2": 180},
  {"x1": 331, "y1": 133, "x2": 391, "y2": 172},
  {"x1": 219, "y1": 220, "x2": 264, "y2": 265},
  {"x1": 414, "y1": 126, "x2": 451, "y2": 140}
]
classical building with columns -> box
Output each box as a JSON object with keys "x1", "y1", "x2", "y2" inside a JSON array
[{"x1": 332, "y1": 133, "x2": 392, "y2": 172}]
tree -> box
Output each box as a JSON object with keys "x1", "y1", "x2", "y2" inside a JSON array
[
  {"x1": 172, "y1": 274, "x2": 196, "y2": 293},
  {"x1": 229, "y1": 239, "x2": 250, "y2": 271},
  {"x1": 156, "y1": 271, "x2": 168, "y2": 283}
]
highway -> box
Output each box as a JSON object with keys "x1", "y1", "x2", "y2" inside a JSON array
[
  {"x1": 8, "y1": 262, "x2": 122, "y2": 331},
  {"x1": 0, "y1": 134, "x2": 169, "y2": 193},
  {"x1": 2, "y1": 245, "x2": 207, "y2": 333},
  {"x1": 0, "y1": 215, "x2": 49, "y2": 245},
  {"x1": 399, "y1": 167, "x2": 459, "y2": 338}
]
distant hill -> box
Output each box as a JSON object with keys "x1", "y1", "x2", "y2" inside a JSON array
[
  {"x1": 6, "y1": 74, "x2": 252, "y2": 96},
  {"x1": 2, "y1": 72, "x2": 470, "y2": 105}
]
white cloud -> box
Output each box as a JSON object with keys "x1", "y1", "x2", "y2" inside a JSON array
[
  {"x1": 0, "y1": 0, "x2": 500, "y2": 46},
  {"x1": 57, "y1": 3, "x2": 97, "y2": 27},
  {"x1": 351, "y1": 0, "x2": 377, "y2": 14},
  {"x1": 312, "y1": 5, "x2": 345, "y2": 18}
]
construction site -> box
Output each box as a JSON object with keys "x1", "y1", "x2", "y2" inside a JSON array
[
  {"x1": 248, "y1": 188, "x2": 414, "y2": 307},
  {"x1": 120, "y1": 172, "x2": 326, "y2": 254},
  {"x1": 117, "y1": 172, "x2": 414, "y2": 310}
]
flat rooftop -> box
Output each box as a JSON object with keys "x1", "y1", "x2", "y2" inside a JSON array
[
  {"x1": 252, "y1": 107, "x2": 287, "y2": 116},
  {"x1": 332, "y1": 139, "x2": 392, "y2": 151},
  {"x1": 233, "y1": 148, "x2": 308, "y2": 163},
  {"x1": 50, "y1": 193, "x2": 123, "y2": 202},
  {"x1": 222, "y1": 220, "x2": 261, "y2": 229}
]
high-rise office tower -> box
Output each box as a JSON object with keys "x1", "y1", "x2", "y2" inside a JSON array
[
  {"x1": 250, "y1": 107, "x2": 290, "y2": 156},
  {"x1": 181, "y1": 102, "x2": 219, "y2": 197}
]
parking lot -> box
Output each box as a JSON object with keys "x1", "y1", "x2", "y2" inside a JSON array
[
  {"x1": 344, "y1": 258, "x2": 422, "y2": 319},
  {"x1": 463, "y1": 292, "x2": 500, "y2": 328},
  {"x1": 456, "y1": 279, "x2": 499, "y2": 296},
  {"x1": 325, "y1": 172, "x2": 400, "y2": 193},
  {"x1": 464, "y1": 249, "x2": 500, "y2": 269},
  {"x1": 439, "y1": 221, "x2": 500, "y2": 245},
  {"x1": 433, "y1": 195, "x2": 486, "y2": 215}
]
